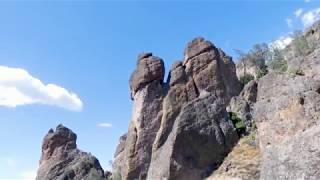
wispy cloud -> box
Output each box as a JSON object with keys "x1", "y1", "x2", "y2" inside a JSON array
[
  {"x1": 295, "y1": 8, "x2": 304, "y2": 17},
  {"x1": 305, "y1": 0, "x2": 311, "y2": 3},
  {"x1": 301, "y1": 8, "x2": 320, "y2": 27},
  {"x1": 271, "y1": 35, "x2": 293, "y2": 49},
  {"x1": 97, "y1": 123, "x2": 113, "y2": 128},
  {"x1": 0, "y1": 66, "x2": 83, "y2": 111},
  {"x1": 286, "y1": 18, "x2": 293, "y2": 28}
]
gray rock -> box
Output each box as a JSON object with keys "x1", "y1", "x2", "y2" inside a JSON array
[
  {"x1": 147, "y1": 95, "x2": 238, "y2": 180},
  {"x1": 36, "y1": 125, "x2": 105, "y2": 180},
  {"x1": 129, "y1": 54, "x2": 165, "y2": 98},
  {"x1": 254, "y1": 73, "x2": 320, "y2": 150},
  {"x1": 116, "y1": 69, "x2": 164, "y2": 180},
  {"x1": 183, "y1": 37, "x2": 215, "y2": 61},
  {"x1": 254, "y1": 71, "x2": 320, "y2": 180},
  {"x1": 261, "y1": 125, "x2": 320, "y2": 180},
  {"x1": 147, "y1": 38, "x2": 241, "y2": 180},
  {"x1": 116, "y1": 37, "x2": 241, "y2": 180},
  {"x1": 228, "y1": 80, "x2": 258, "y2": 133}
]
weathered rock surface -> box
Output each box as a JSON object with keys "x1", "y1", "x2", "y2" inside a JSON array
[
  {"x1": 114, "y1": 37, "x2": 241, "y2": 180},
  {"x1": 207, "y1": 132, "x2": 261, "y2": 180},
  {"x1": 255, "y1": 66, "x2": 320, "y2": 179},
  {"x1": 260, "y1": 125, "x2": 320, "y2": 180},
  {"x1": 288, "y1": 47, "x2": 320, "y2": 81},
  {"x1": 254, "y1": 73, "x2": 320, "y2": 150},
  {"x1": 228, "y1": 80, "x2": 258, "y2": 133},
  {"x1": 129, "y1": 53, "x2": 165, "y2": 99},
  {"x1": 148, "y1": 95, "x2": 238, "y2": 180},
  {"x1": 236, "y1": 58, "x2": 265, "y2": 80},
  {"x1": 113, "y1": 53, "x2": 165, "y2": 180},
  {"x1": 36, "y1": 124, "x2": 105, "y2": 180}
]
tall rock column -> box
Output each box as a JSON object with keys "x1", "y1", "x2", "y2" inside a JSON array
[
  {"x1": 115, "y1": 53, "x2": 165, "y2": 180},
  {"x1": 147, "y1": 37, "x2": 240, "y2": 180}
]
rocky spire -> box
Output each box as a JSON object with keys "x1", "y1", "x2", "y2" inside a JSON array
[
  {"x1": 114, "y1": 37, "x2": 242, "y2": 180},
  {"x1": 36, "y1": 125, "x2": 106, "y2": 180}
]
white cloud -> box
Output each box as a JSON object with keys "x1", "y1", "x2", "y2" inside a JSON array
[
  {"x1": 301, "y1": 8, "x2": 320, "y2": 27},
  {"x1": 97, "y1": 123, "x2": 113, "y2": 128},
  {"x1": 0, "y1": 66, "x2": 82, "y2": 111},
  {"x1": 305, "y1": 0, "x2": 311, "y2": 2},
  {"x1": 295, "y1": 8, "x2": 304, "y2": 17},
  {"x1": 286, "y1": 18, "x2": 293, "y2": 28},
  {"x1": 270, "y1": 35, "x2": 293, "y2": 49}
]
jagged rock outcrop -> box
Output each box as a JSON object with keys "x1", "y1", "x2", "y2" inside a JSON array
[
  {"x1": 36, "y1": 124, "x2": 105, "y2": 180},
  {"x1": 114, "y1": 37, "x2": 241, "y2": 180},
  {"x1": 114, "y1": 53, "x2": 165, "y2": 180},
  {"x1": 228, "y1": 80, "x2": 258, "y2": 133}
]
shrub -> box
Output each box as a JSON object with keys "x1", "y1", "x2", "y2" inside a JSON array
[
  {"x1": 229, "y1": 112, "x2": 246, "y2": 136},
  {"x1": 239, "y1": 74, "x2": 254, "y2": 86},
  {"x1": 291, "y1": 30, "x2": 315, "y2": 57},
  {"x1": 269, "y1": 58, "x2": 288, "y2": 72}
]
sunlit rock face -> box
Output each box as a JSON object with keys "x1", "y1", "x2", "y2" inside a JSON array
[
  {"x1": 255, "y1": 66, "x2": 320, "y2": 180},
  {"x1": 114, "y1": 37, "x2": 242, "y2": 180},
  {"x1": 36, "y1": 125, "x2": 105, "y2": 180}
]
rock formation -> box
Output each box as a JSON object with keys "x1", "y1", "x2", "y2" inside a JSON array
[
  {"x1": 114, "y1": 37, "x2": 242, "y2": 180},
  {"x1": 36, "y1": 21, "x2": 320, "y2": 180},
  {"x1": 206, "y1": 134, "x2": 261, "y2": 180},
  {"x1": 228, "y1": 80, "x2": 258, "y2": 133},
  {"x1": 36, "y1": 124, "x2": 106, "y2": 180},
  {"x1": 254, "y1": 55, "x2": 320, "y2": 179}
]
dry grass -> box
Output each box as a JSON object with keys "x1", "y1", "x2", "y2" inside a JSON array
[{"x1": 206, "y1": 132, "x2": 261, "y2": 180}]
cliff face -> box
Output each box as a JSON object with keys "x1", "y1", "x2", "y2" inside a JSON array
[
  {"x1": 35, "y1": 22, "x2": 320, "y2": 180},
  {"x1": 36, "y1": 125, "x2": 106, "y2": 180},
  {"x1": 255, "y1": 47, "x2": 320, "y2": 180},
  {"x1": 114, "y1": 37, "x2": 242, "y2": 180}
]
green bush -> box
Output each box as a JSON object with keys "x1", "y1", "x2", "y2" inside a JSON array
[
  {"x1": 229, "y1": 112, "x2": 246, "y2": 135},
  {"x1": 239, "y1": 74, "x2": 254, "y2": 86}
]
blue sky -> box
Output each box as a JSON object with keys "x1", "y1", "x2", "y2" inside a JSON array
[{"x1": 0, "y1": 1, "x2": 319, "y2": 179}]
